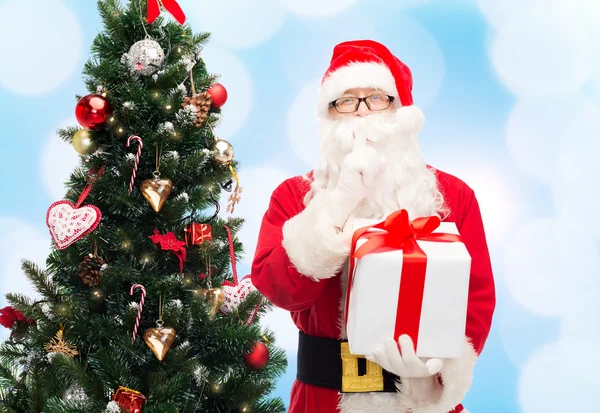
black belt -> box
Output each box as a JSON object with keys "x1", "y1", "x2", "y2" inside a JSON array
[{"x1": 296, "y1": 331, "x2": 400, "y2": 393}]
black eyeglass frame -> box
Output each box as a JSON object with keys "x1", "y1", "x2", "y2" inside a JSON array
[{"x1": 329, "y1": 94, "x2": 395, "y2": 113}]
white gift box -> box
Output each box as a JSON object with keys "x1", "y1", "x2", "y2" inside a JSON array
[{"x1": 345, "y1": 218, "x2": 471, "y2": 359}]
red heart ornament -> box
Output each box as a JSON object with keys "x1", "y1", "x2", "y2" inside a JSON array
[{"x1": 46, "y1": 200, "x2": 101, "y2": 250}]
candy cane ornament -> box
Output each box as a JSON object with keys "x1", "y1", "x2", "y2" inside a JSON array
[
  {"x1": 126, "y1": 135, "x2": 143, "y2": 195},
  {"x1": 130, "y1": 283, "x2": 147, "y2": 344}
]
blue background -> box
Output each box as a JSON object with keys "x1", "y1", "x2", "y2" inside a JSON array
[{"x1": 1, "y1": 0, "x2": 599, "y2": 411}]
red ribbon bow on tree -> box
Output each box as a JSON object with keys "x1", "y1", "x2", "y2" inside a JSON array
[
  {"x1": 344, "y1": 209, "x2": 462, "y2": 350},
  {"x1": 147, "y1": 0, "x2": 186, "y2": 25}
]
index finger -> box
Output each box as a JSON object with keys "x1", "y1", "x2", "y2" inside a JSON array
[{"x1": 352, "y1": 132, "x2": 368, "y2": 152}]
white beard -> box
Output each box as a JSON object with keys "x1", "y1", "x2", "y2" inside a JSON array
[{"x1": 305, "y1": 106, "x2": 448, "y2": 222}]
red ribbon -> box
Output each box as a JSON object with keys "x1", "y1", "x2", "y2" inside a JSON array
[
  {"x1": 147, "y1": 0, "x2": 186, "y2": 25},
  {"x1": 344, "y1": 209, "x2": 462, "y2": 350}
]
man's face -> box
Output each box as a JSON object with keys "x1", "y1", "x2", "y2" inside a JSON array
[{"x1": 327, "y1": 87, "x2": 397, "y2": 120}]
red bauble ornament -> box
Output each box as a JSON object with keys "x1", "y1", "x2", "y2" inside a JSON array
[
  {"x1": 112, "y1": 386, "x2": 146, "y2": 413},
  {"x1": 207, "y1": 83, "x2": 227, "y2": 109},
  {"x1": 243, "y1": 341, "x2": 269, "y2": 369},
  {"x1": 75, "y1": 94, "x2": 112, "y2": 130}
]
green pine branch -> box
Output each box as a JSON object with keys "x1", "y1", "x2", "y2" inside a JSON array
[{"x1": 21, "y1": 261, "x2": 60, "y2": 303}]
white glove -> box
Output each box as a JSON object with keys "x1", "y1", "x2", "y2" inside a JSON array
[
  {"x1": 366, "y1": 335, "x2": 444, "y2": 379},
  {"x1": 327, "y1": 145, "x2": 386, "y2": 228},
  {"x1": 337, "y1": 145, "x2": 386, "y2": 193}
]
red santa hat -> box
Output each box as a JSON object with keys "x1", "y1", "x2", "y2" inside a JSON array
[{"x1": 317, "y1": 40, "x2": 416, "y2": 119}]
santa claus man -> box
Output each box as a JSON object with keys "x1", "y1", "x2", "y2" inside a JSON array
[{"x1": 251, "y1": 40, "x2": 496, "y2": 413}]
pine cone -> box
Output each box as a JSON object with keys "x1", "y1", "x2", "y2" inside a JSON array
[
  {"x1": 182, "y1": 92, "x2": 212, "y2": 128},
  {"x1": 78, "y1": 254, "x2": 105, "y2": 286}
]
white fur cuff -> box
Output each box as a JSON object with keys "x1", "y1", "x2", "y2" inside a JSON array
[
  {"x1": 398, "y1": 338, "x2": 478, "y2": 413},
  {"x1": 281, "y1": 207, "x2": 350, "y2": 280}
]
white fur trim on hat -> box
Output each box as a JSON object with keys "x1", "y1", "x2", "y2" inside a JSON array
[{"x1": 317, "y1": 62, "x2": 398, "y2": 118}]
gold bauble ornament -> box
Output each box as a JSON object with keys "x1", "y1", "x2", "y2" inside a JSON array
[
  {"x1": 140, "y1": 172, "x2": 174, "y2": 213},
  {"x1": 199, "y1": 288, "x2": 225, "y2": 319},
  {"x1": 143, "y1": 321, "x2": 176, "y2": 361},
  {"x1": 72, "y1": 129, "x2": 98, "y2": 155},
  {"x1": 213, "y1": 139, "x2": 234, "y2": 164}
]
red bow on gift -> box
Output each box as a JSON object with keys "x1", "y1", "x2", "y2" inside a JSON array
[
  {"x1": 344, "y1": 209, "x2": 462, "y2": 350},
  {"x1": 147, "y1": 0, "x2": 186, "y2": 25}
]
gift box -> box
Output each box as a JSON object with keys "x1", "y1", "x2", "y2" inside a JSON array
[
  {"x1": 344, "y1": 209, "x2": 471, "y2": 359},
  {"x1": 112, "y1": 386, "x2": 146, "y2": 413},
  {"x1": 184, "y1": 223, "x2": 212, "y2": 245}
]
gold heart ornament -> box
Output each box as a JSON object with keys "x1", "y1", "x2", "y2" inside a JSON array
[
  {"x1": 199, "y1": 288, "x2": 225, "y2": 319},
  {"x1": 141, "y1": 173, "x2": 174, "y2": 213},
  {"x1": 144, "y1": 324, "x2": 176, "y2": 361}
]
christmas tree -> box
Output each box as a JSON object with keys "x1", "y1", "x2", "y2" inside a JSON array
[{"x1": 0, "y1": 0, "x2": 287, "y2": 411}]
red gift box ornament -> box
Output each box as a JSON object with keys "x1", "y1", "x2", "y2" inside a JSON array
[
  {"x1": 112, "y1": 386, "x2": 146, "y2": 413},
  {"x1": 184, "y1": 223, "x2": 212, "y2": 246},
  {"x1": 344, "y1": 209, "x2": 462, "y2": 351}
]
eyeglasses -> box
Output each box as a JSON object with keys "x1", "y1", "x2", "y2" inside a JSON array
[{"x1": 330, "y1": 93, "x2": 395, "y2": 113}]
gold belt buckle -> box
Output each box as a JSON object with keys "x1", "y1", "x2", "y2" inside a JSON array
[{"x1": 340, "y1": 342, "x2": 384, "y2": 392}]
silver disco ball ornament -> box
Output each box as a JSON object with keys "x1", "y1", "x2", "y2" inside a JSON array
[{"x1": 126, "y1": 38, "x2": 165, "y2": 76}]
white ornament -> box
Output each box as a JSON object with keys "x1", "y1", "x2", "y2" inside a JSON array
[
  {"x1": 46, "y1": 201, "x2": 101, "y2": 250},
  {"x1": 220, "y1": 276, "x2": 258, "y2": 315},
  {"x1": 125, "y1": 38, "x2": 165, "y2": 76}
]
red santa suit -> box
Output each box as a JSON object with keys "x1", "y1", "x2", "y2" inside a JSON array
[{"x1": 250, "y1": 40, "x2": 496, "y2": 413}]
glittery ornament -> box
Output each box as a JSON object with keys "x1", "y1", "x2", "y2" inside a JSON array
[
  {"x1": 213, "y1": 139, "x2": 234, "y2": 164},
  {"x1": 63, "y1": 383, "x2": 88, "y2": 402},
  {"x1": 126, "y1": 38, "x2": 165, "y2": 77}
]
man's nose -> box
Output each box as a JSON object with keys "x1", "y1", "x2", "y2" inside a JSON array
[{"x1": 354, "y1": 100, "x2": 370, "y2": 117}]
